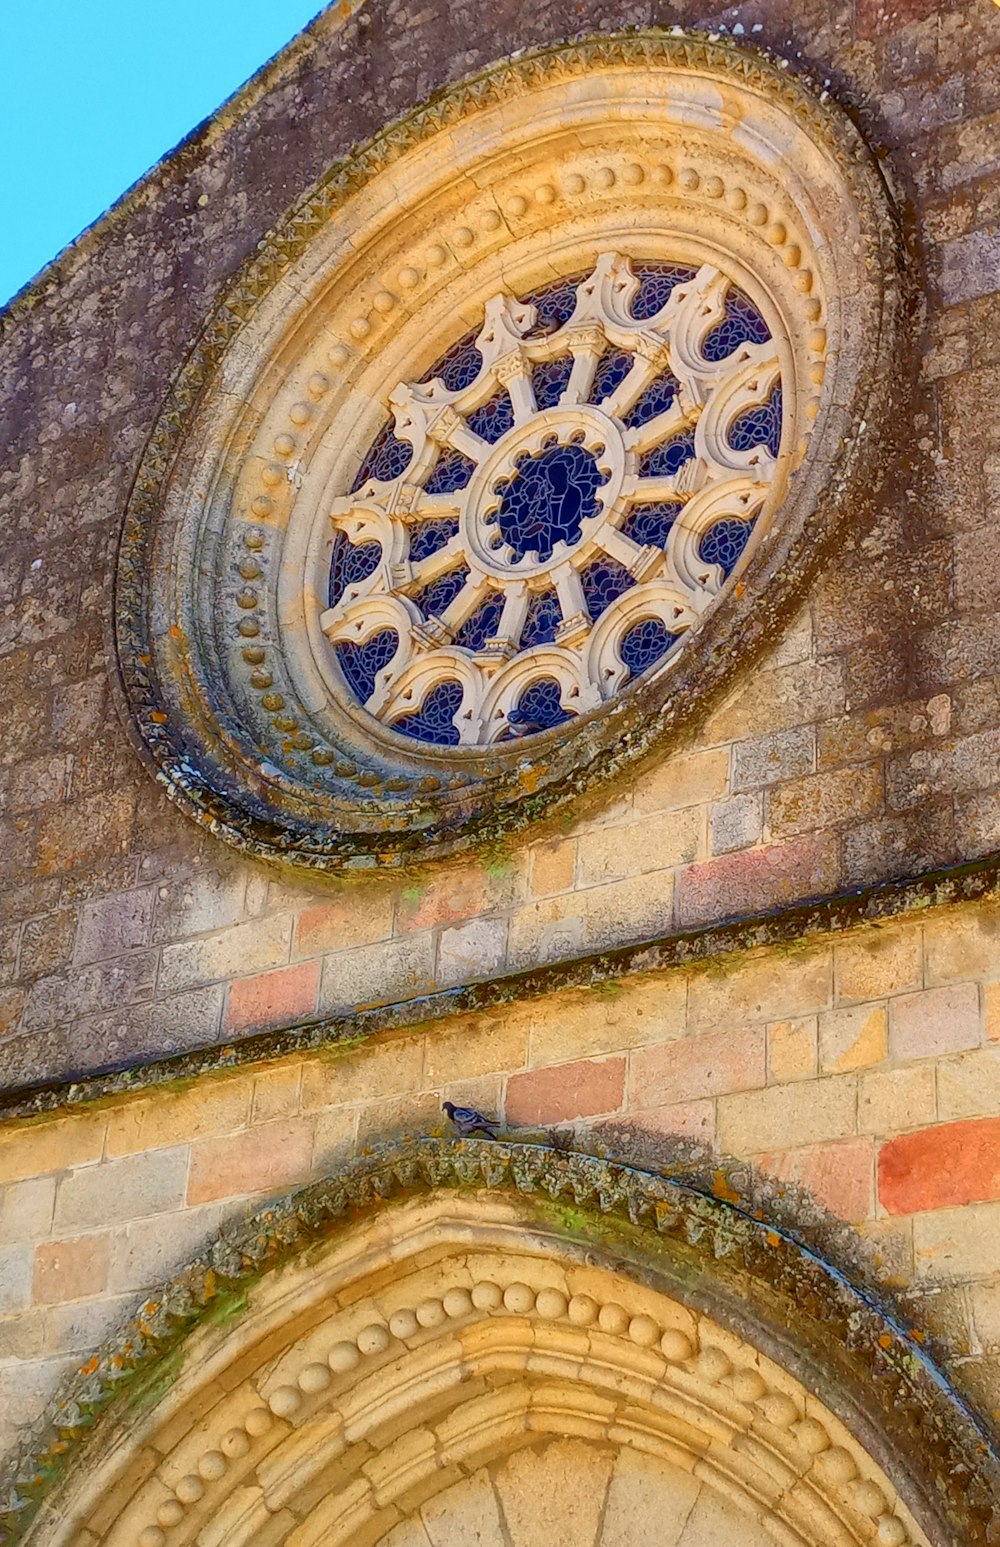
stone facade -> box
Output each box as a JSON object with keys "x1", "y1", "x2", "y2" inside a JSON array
[{"x1": 2, "y1": 1, "x2": 1000, "y2": 1543}]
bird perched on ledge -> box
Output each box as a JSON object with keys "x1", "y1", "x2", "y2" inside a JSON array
[{"x1": 442, "y1": 1100, "x2": 499, "y2": 1139}]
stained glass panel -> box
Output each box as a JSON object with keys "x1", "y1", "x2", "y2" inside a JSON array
[
  {"x1": 467, "y1": 388, "x2": 515, "y2": 444},
  {"x1": 329, "y1": 533, "x2": 382, "y2": 608},
  {"x1": 699, "y1": 517, "x2": 756, "y2": 578},
  {"x1": 409, "y1": 517, "x2": 460, "y2": 563},
  {"x1": 351, "y1": 421, "x2": 413, "y2": 490},
  {"x1": 639, "y1": 429, "x2": 697, "y2": 479},
  {"x1": 622, "y1": 502, "x2": 681, "y2": 549},
  {"x1": 521, "y1": 588, "x2": 562, "y2": 648},
  {"x1": 336, "y1": 627, "x2": 398, "y2": 702},
  {"x1": 624, "y1": 372, "x2": 680, "y2": 430},
  {"x1": 390, "y1": 680, "x2": 462, "y2": 746},
  {"x1": 425, "y1": 447, "x2": 476, "y2": 495},
  {"x1": 415, "y1": 567, "x2": 469, "y2": 621},
  {"x1": 508, "y1": 676, "x2": 571, "y2": 734},
  {"x1": 630, "y1": 263, "x2": 698, "y2": 322},
  {"x1": 590, "y1": 348, "x2": 634, "y2": 404},
  {"x1": 702, "y1": 285, "x2": 771, "y2": 363},
  {"x1": 620, "y1": 616, "x2": 676, "y2": 677},
  {"x1": 532, "y1": 355, "x2": 575, "y2": 409},
  {"x1": 456, "y1": 592, "x2": 505, "y2": 651},
  {"x1": 493, "y1": 444, "x2": 607, "y2": 563},
  {"x1": 728, "y1": 386, "x2": 782, "y2": 457},
  {"x1": 582, "y1": 556, "x2": 635, "y2": 620}
]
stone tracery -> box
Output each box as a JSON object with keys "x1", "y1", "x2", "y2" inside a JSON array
[{"x1": 322, "y1": 255, "x2": 783, "y2": 747}]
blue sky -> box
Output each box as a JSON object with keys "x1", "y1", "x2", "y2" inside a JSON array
[{"x1": 1, "y1": 1, "x2": 327, "y2": 306}]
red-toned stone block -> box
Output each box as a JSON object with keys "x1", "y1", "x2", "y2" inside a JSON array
[
  {"x1": 225, "y1": 961, "x2": 320, "y2": 1035},
  {"x1": 188, "y1": 1117, "x2": 315, "y2": 1204},
  {"x1": 33, "y1": 1233, "x2": 111, "y2": 1304},
  {"x1": 757, "y1": 1138, "x2": 874, "y2": 1223},
  {"x1": 677, "y1": 835, "x2": 839, "y2": 928},
  {"x1": 879, "y1": 1116, "x2": 1000, "y2": 1215},
  {"x1": 630, "y1": 1026, "x2": 765, "y2": 1110},
  {"x1": 397, "y1": 865, "x2": 495, "y2": 933},
  {"x1": 506, "y1": 1056, "x2": 625, "y2": 1126},
  {"x1": 857, "y1": 0, "x2": 938, "y2": 39}
]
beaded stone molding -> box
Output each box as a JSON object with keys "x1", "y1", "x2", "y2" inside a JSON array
[
  {"x1": 114, "y1": 31, "x2": 903, "y2": 870},
  {"x1": 5, "y1": 1142, "x2": 994, "y2": 1547}
]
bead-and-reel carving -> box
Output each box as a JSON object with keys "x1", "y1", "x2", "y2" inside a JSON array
[{"x1": 321, "y1": 255, "x2": 782, "y2": 748}]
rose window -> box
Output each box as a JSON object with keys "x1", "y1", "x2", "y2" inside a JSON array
[{"x1": 321, "y1": 254, "x2": 781, "y2": 748}]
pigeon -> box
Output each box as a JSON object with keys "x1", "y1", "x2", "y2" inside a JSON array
[{"x1": 442, "y1": 1100, "x2": 499, "y2": 1139}]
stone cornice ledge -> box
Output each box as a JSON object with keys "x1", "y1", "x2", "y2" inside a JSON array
[{"x1": 2, "y1": 850, "x2": 999, "y2": 1122}]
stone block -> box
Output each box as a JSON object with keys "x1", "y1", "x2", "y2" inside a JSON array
[
  {"x1": 17, "y1": 909, "x2": 76, "y2": 978},
  {"x1": 33, "y1": 1233, "x2": 111, "y2": 1304},
  {"x1": 313, "y1": 1106, "x2": 358, "y2": 1169},
  {"x1": 251, "y1": 1064, "x2": 303, "y2": 1124},
  {"x1": 506, "y1": 1056, "x2": 626, "y2": 1126},
  {"x1": 768, "y1": 764, "x2": 883, "y2": 839},
  {"x1": 508, "y1": 870, "x2": 674, "y2": 969},
  {"x1": 0, "y1": 753, "x2": 70, "y2": 815},
  {"x1": 529, "y1": 839, "x2": 576, "y2": 897},
  {"x1": 159, "y1": 913, "x2": 292, "y2": 994},
  {"x1": 687, "y1": 946, "x2": 832, "y2": 1033},
  {"x1": 293, "y1": 887, "x2": 396, "y2": 956},
  {"x1": 108, "y1": 1205, "x2": 224, "y2": 1292},
  {"x1": 187, "y1": 1117, "x2": 315, "y2": 1204},
  {"x1": 677, "y1": 835, "x2": 839, "y2": 929},
  {"x1": 22, "y1": 951, "x2": 157, "y2": 1033},
  {"x1": 620, "y1": 1098, "x2": 716, "y2": 1145},
  {"x1": 602, "y1": 1448, "x2": 700, "y2": 1547},
  {"x1": 43, "y1": 1293, "x2": 139, "y2": 1356},
  {"x1": 913, "y1": 1201, "x2": 1000, "y2": 1280},
  {"x1": 731, "y1": 727, "x2": 814, "y2": 792},
  {"x1": 0, "y1": 1174, "x2": 56, "y2": 1243},
  {"x1": 54, "y1": 1147, "x2": 189, "y2": 1232},
  {"x1": 887, "y1": 729, "x2": 1000, "y2": 809},
  {"x1": 575, "y1": 805, "x2": 701, "y2": 885},
  {"x1": 717, "y1": 1076, "x2": 857, "y2": 1154},
  {"x1": 105, "y1": 1076, "x2": 251, "y2": 1158},
  {"x1": 632, "y1": 747, "x2": 729, "y2": 816},
  {"x1": 319, "y1": 933, "x2": 435, "y2": 1012},
  {"x1": 302, "y1": 1034, "x2": 424, "y2": 1110},
  {"x1": 436, "y1": 917, "x2": 508, "y2": 985},
  {"x1": 423, "y1": 1013, "x2": 526, "y2": 1087},
  {"x1": 834, "y1": 926, "x2": 922, "y2": 1004},
  {"x1": 709, "y1": 792, "x2": 762, "y2": 855},
  {"x1": 879, "y1": 1115, "x2": 1000, "y2": 1214},
  {"x1": 398, "y1": 862, "x2": 520, "y2": 933},
  {"x1": 818, "y1": 1004, "x2": 887, "y2": 1073},
  {"x1": 0, "y1": 1245, "x2": 33, "y2": 1314},
  {"x1": 755, "y1": 1138, "x2": 874, "y2": 1223},
  {"x1": 937, "y1": 1048, "x2": 1000, "y2": 1121},
  {"x1": 629, "y1": 1026, "x2": 765, "y2": 1111},
  {"x1": 889, "y1": 983, "x2": 981, "y2": 1061},
  {"x1": 74, "y1": 887, "x2": 155, "y2": 964},
  {"x1": 152, "y1": 869, "x2": 248, "y2": 943},
  {"x1": 767, "y1": 1017, "x2": 818, "y2": 1084},
  {"x1": 858, "y1": 1066, "x2": 936, "y2": 1136},
  {"x1": 36, "y1": 787, "x2": 135, "y2": 877},
  {"x1": 0, "y1": 1111, "x2": 107, "y2": 1186},
  {"x1": 225, "y1": 959, "x2": 320, "y2": 1034},
  {"x1": 923, "y1": 905, "x2": 1000, "y2": 985},
  {"x1": 526, "y1": 974, "x2": 687, "y2": 1066},
  {"x1": 492, "y1": 1438, "x2": 612, "y2": 1547},
  {"x1": 702, "y1": 659, "x2": 844, "y2": 745},
  {"x1": 356, "y1": 1090, "x2": 443, "y2": 1147}
]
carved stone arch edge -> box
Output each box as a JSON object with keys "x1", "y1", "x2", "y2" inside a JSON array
[
  {"x1": 111, "y1": 27, "x2": 910, "y2": 872},
  {"x1": 3, "y1": 1139, "x2": 995, "y2": 1546}
]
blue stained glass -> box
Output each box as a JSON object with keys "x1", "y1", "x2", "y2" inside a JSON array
[
  {"x1": 416, "y1": 566, "x2": 468, "y2": 622},
  {"x1": 467, "y1": 388, "x2": 515, "y2": 444},
  {"x1": 390, "y1": 679, "x2": 463, "y2": 746},
  {"x1": 699, "y1": 517, "x2": 756, "y2": 578},
  {"x1": 456, "y1": 592, "x2": 505, "y2": 651},
  {"x1": 521, "y1": 275, "x2": 585, "y2": 335},
  {"x1": 532, "y1": 355, "x2": 575, "y2": 409},
  {"x1": 590, "y1": 348, "x2": 634, "y2": 404},
  {"x1": 728, "y1": 386, "x2": 782, "y2": 457},
  {"x1": 336, "y1": 627, "x2": 398, "y2": 702},
  {"x1": 425, "y1": 447, "x2": 476, "y2": 495},
  {"x1": 624, "y1": 372, "x2": 680, "y2": 430},
  {"x1": 508, "y1": 677, "x2": 571, "y2": 734},
  {"x1": 521, "y1": 588, "x2": 562, "y2": 648},
  {"x1": 702, "y1": 285, "x2": 771, "y2": 363},
  {"x1": 581, "y1": 556, "x2": 634, "y2": 620},
  {"x1": 630, "y1": 262, "x2": 698, "y2": 321},
  {"x1": 620, "y1": 616, "x2": 676, "y2": 677},
  {"x1": 622, "y1": 501, "x2": 681, "y2": 549},
  {"x1": 422, "y1": 329, "x2": 483, "y2": 392},
  {"x1": 492, "y1": 444, "x2": 607, "y2": 563},
  {"x1": 409, "y1": 518, "x2": 459, "y2": 563},
  {"x1": 351, "y1": 421, "x2": 413, "y2": 490},
  {"x1": 328, "y1": 533, "x2": 382, "y2": 609},
  {"x1": 639, "y1": 429, "x2": 697, "y2": 479}
]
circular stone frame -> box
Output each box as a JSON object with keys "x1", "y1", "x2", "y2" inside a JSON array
[{"x1": 114, "y1": 31, "x2": 904, "y2": 872}]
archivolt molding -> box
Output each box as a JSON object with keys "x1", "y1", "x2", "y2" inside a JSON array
[
  {"x1": 4, "y1": 1142, "x2": 995, "y2": 1547},
  {"x1": 114, "y1": 29, "x2": 904, "y2": 870}
]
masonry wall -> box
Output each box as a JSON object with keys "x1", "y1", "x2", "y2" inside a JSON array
[
  {"x1": 1, "y1": 0, "x2": 1000, "y2": 1090},
  {"x1": 4, "y1": 896, "x2": 1000, "y2": 1460}
]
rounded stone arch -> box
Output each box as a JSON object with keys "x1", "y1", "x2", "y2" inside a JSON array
[{"x1": 4, "y1": 1143, "x2": 996, "y2": 1547}]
